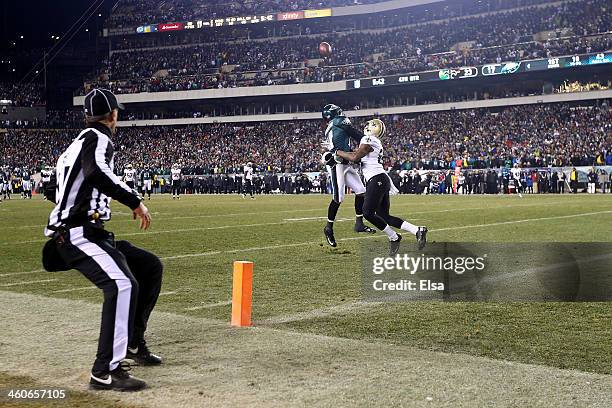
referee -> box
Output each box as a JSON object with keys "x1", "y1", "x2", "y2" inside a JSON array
[{"x1": 44, "y1": 89, "x2": 163, "y2": 391}]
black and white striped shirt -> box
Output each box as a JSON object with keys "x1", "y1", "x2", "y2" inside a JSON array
[{"x1": 45, "y1": 123, "x2": 141, "y2": 237}]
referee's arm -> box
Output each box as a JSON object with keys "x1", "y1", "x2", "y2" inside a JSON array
[{"x1": 81, "y1": 132, "x2": 141, "y2": 210}]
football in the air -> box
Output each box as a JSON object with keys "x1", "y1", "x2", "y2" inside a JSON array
[{"x1": 319, "y1": 41, "x2": 332, "y2": 57}]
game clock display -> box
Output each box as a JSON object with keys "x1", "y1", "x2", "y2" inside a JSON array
[{"x1": 347, "y1": 52, "x2": 612, "y2": 90}]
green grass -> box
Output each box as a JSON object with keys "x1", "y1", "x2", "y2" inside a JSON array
[{"x1": 1, "y1": 193, "x2": 611, "y2": 375}]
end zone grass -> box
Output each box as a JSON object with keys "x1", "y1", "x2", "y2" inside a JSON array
[{"x1": 0, "y1": 194, "x2": 611, "y2": 406}]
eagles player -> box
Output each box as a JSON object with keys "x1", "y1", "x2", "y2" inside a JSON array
[
  {"x1": 335, "y1": 119, "x2": 427, "y2": 255},
  {"x1": 171, "y1": 164, "x2": 182, "y2": 199},
  {"x1": 123, "y1": 164, "x2": 137, "y2": 190},
  {"x1": 41, "y1": 165, "x2": 54, "y2": 200},
  {"x1": 0, "y1": 167, "x2": 7, "y2": 201},
  {"x1": 241, "y1": 162, "x2": 255, "y2": 199},
  {"x1": 321, "y1": 104, "x2": 375, "y2": 247},
  {"x1": 21, "y1": 168, "x2": 32, "y2": 199},
  {"x1": 141, "y1": 168, "x2": 153, "y2": 200}
]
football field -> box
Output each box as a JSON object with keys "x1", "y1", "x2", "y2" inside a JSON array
[{"x1": 1, "y1": 193, "x2": 611, "y2": 407}]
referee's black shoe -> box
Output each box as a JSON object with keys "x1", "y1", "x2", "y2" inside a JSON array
[
  {"x1": 323, "y1": 226, "x2": 337, "y2": 247},
  {"x1": 90, "y1": 362, "x2": 147, "y2": 392},
  {"x1": 126, "y1": 341, "x2": 163, "y2": 366}
]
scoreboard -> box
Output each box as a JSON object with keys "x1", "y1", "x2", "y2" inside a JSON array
[{"x1": 346, "y1": 52, "x2": 612, "y2": 90}]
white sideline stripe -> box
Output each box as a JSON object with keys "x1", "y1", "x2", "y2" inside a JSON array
[
  {"x1": 184, "y1": 301, "x2": 231, "y2": 311},
  {"x1": 159, "y1": 291, "x2": 178, "y2": 296},
  {"x1": 2, "y1": 199, "x2": 572, "y2": 231},
  {"x1": 0, "y1": 269, "x2": 46, "y2": 277},
  {"x1": 159, "y1": 210, "x2": 612, "y2": 261},
  {"x1": 52, "y1": 286, "x2": 97, "y2": 293},
  {"x1": 0, "y1": 279, "x2": 58, "y2": 287}
]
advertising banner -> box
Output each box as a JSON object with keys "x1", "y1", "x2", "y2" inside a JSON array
[
  {"x1": 277, "y1": 11, "x2": 305, "y2": 21},
  {"x1": 304, "y1": 9, "x2": 332, "y2": 18},
  {"x1": 158, "y1": 22, "x2": 184, "y2": 32}
]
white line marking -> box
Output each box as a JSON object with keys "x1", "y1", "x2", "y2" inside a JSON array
[
  {"x1": 184, "y1": 301, "x2": 231, "y2": 311},
  {"x1": 0, "y1": 279, "x2": 58, "y2": 287},
  {"x1": 261, "y1": 301, "x2": 379, "y2": 325},
  {"x1": 159, "y1": 291, "x2": 178, "y2": 296},
  {"x1": 158, "y1": 210, "x2": 612, "y2": 261},
  {"x1": 1, "y1": 199, "x2": 573, "y2": 231},
  {"x1": 0, "y1": 269, "x2": 46, "y2": 278},
  {"x1": 52, "y1": 286, "x2": 97, "y2": 293}
]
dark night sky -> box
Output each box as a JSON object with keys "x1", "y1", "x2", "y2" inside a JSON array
[
  {"x1": 1, "y1": 0, "x2": 116, "y2": 106},
  {"x1": 1, "y1": 0, "x2": 113, "y2": 51}
]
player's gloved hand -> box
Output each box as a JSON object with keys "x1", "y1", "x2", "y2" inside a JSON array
[{"x1": 322, "y1": 151, "x2": 338, "y2": 167}]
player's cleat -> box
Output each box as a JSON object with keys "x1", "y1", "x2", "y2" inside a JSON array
[
  {"x1": 89, "y1": 362, "x2": 147, "y2": 392},
  {"x1": 126, "y1": 341, "x2": 162, "y2": 366},
  {"x1": 389, "y1": 234, "x2": 402, "y2": 256},
  {"x1": 416, "y1": 227, "x2": 428, "y2": 250},
  {"x1": 324, "y1": 226, "x2": 337, "y2": 247},
  {"x1": 354, "y1": 224, "x2": 376, "y2": 234}
]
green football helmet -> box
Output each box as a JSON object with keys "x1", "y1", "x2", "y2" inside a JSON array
[{"x1": 322, "y1": 104, "x2": 343, "y2": 120}]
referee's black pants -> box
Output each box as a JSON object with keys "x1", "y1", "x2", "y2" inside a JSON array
[
  {"x1": 56, "y1": 225, "x2": 163, "y2": 374},
  {"x1": 362, "y1": 174, "x2": 404, "y2": 231}
]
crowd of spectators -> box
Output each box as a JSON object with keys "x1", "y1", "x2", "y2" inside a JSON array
[
  {"x1": 1, "y1": 110, "x2": 84, "y2": 129},
  {"x1": 82, "y1": 0, "x2": 612, "y2": 95},
  {"x1": 105, "y1": 0, "x2": 558, "y2": 30},
  {"x1": 80, "y1": 32, "x2": 612, "y2": 96},
  {"x1": 2, "y1": 102, "x2": 610, "y2": 175},
  {"x1": 0, "y1": 83, "x2": 45, "y2": 107}
]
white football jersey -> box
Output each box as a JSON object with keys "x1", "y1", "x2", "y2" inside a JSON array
[
  {"x1": 171, "y1": 168, "x2": 181, "y2": 181},
  {"x1": 124, "y1": 168, "x2": 137, "y2": 182},
  {"x1": 245, "y1": 165, "x2": 253, "y2": 181},
  {"x1": 359, "y1": 135, "x2": 385, "y2": 182},
  {"x1": 511, "y1": 167, "x2": 521, "y2": 179}
]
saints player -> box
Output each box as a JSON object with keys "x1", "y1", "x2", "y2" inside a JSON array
[
  {"x1": 171, "y1": 164, "x2": 182, "y2": 199},
  {"x1": 41, "y1": 165, "x2": 54, "y2": 200},
  {"x1": 511, "y1": 164, "x2": 523, "y2": 198},
  {"x1": 321, "y1": 104, "x2": 375, "y2": 247},
  {"x1": 335, "y1": 119, "x2": 427, "y2": 255},
  {"x1": 21, "y1": 168, "x2": 32, "y2": 199},
  {"x1": 123, "y1": 164, "x2": 137, "y2": 190},
  {"x1": 241, "y1": 162, "x2": 255, "y2": 199},
  {"x1": 141, "y1": 168, "x2": 153, "y2": 200}
]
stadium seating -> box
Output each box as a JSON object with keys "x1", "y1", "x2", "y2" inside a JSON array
[
  {"x1": 2, "y1": 102, "x2": 610, "y2": 173},
  {"x1": 83, "y1": 0, "x2": 612, "y2": 95},
  {"x1": 0, "y1": 83, "x2": 45, "y2": 107}
]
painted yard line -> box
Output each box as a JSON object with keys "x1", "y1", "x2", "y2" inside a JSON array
[
  {"x1": 184, "y1": 301, "x2": 231, "y2": 311},
  {"x1": 0, "y1": 279, "x2": 58, "y2": 287},
  {"x1": 1, "y1": 198, "x2": 573, "y2": 231},
  {"x1": 0, "y1": 200, "x2": 580, "y2": 245},
  {"x1": 159, "y1": 210, "x2": 612, "y2": 261},
  {"x1": 431, "y1": 210, "x2": 612, "y2": 233},
  {"x1": 0, "y1": 269, "x2": 46, "y2": 278},
  {"x1": 159, "y1": 291, "x2": 178, "y2": 296},
  {"x1": 260, "y1": 301, "x2": 380, "y2": 325},
  {"x1": 52, "y1": 286, "x2": 98, "y2": 294}
]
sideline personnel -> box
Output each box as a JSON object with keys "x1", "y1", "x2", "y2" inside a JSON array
[{"x1": 43, "y1": 88, "x2": 163, "y2": 391}]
